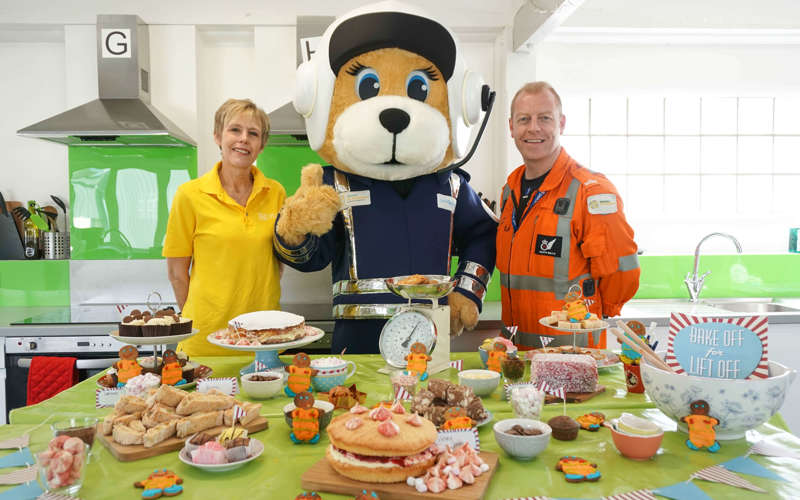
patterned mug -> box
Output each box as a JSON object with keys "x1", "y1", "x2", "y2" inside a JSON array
[{"x1": 310, "y1": 358, "x2": 357, "y2": 392}]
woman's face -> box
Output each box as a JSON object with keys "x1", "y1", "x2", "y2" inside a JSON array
[{"x1": 214, "y1": 112, "x2": 265, "y2": 170}]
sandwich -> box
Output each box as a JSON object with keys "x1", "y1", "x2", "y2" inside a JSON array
[{"x1": 325, "y1": 408, "x2": 438, "y2": 483}]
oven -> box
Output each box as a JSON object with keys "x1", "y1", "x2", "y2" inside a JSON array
[
  {"x1": 3, "y1": 335, "x2": 156, "y2": 422},
  {"x1": 1, "y1": 305, "x2": 161, "y2": 423}
]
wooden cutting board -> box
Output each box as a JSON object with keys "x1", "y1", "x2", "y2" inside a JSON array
[
  {"x1": 545, "y1": 385, "x2": 606, "y2": 404},
  {"x1": 301, "y1": 451, "x2": 498, "y2": 500},
  {"x1": 97, "y1": 416, "x2": 268, "y2": 462}
]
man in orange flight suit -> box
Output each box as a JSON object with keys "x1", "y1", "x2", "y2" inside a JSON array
[{"x1": 497, "y1": 82, "x2": 640, "y2": 350}]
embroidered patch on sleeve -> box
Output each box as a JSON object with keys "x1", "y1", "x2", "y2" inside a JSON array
[{"x1": 587, "y1": 193, "x2": 617, "y2": 214}]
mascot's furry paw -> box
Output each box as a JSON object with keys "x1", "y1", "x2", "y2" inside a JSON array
[
  {"x1": 276, "y1": 164, "x2": 341, "y2": 246},
  {"x1": 448, "y1": 291, "x2": 479, "y2": 336}
]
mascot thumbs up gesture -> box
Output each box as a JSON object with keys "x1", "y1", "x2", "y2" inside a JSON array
[{"x1": 275, "y1": 1, "x2": 498, "y2": 354}]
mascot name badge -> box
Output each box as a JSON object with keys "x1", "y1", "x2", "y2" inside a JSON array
[{"x1": 275, "y1": 1, "x2": 498, "y2": 355}]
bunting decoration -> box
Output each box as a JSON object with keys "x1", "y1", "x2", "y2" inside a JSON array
[
  {"x1": 232, "y1": 405, "x2": 246, "y2": 424},
  {"x1": 721, "y1": 456, "x2": 787, "y2": 482},
  {"x1": 692, "y1": 465, "x2": 767, "y2": 493},
  {"x1": 0, "y1": 435, "x2": 29, "y2": 450},
  {"x1": 115, "y1": 304, "x2": 128, "y2": 314},
  {"x1": 394, "y1": 386, "x2": 412, "y2": 401},
  {"x1": 652, "y1": 481, "x2": 713, "y2": 500},
  {"x1": 749, "y1": 440, "x2": 800, "y2": 460},
  {"x1": 448, "y1": 359, "x2": 463, "y2": 371},
  {"x1": 539, "y1": 336, "x2": 555, "y2": 348},
  {"x1": 0, "y1": 448, "x2": 34, "y2": 468},
  {"x1": 0, "y1": 464, "x2": 37, "y2": 485},
  {"x1": 603, "y1": 490, "x2": 657, "y2": 500}
]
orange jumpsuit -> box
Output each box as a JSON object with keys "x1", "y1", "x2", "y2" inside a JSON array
[
  {"x1": 487, "y1": 350, "x2": 507, "y2": 373},
  {"x1": 161, "y1": 361, "x2": 183, "y2": 386},
  {"x1": 497, "y1": 149, "x2": 640, "y2": 349},
  {"x1": 683, "y1": 414, "x2": 719, "y2": 448},
  {"x1": 442, "y1": 416, "x2": 474, "y2": 430},
  {"x1": 288, "y1": 366, "x2": 313, "y2": 394},
  {"x1": 405, "y1": 353, "x2": 429, "y2": 375},
  {"x1": 291, "y1": 407, "x2": 320, "y2": 441},
  {"x1": 117, "y1": 359, "x2": 142, "y2": 384}
]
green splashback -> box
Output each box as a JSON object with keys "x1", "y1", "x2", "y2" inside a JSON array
[
  {"x1": 0, "y1": 260, "x2": 69, "y2": 306},
  {"x1": 68, "y1": 146, "x2": 197, "y2": 259},
  {"x1": 481, "y1": 253, "x2": 800, "y2": 302},
  {"x1": 257, "y1": 135, "x2": 323, "y2": 197}
]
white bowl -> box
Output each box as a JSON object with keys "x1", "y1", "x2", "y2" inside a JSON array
[
  {"x1": 240, "y1": 371, "x2": 285, "y2": 399},
  {"x1": 492, "y1": 418, "x2": 551, "y2": 460},
  {"x1": 641, "y1": 359, "x2": 796, "y2": 440},
  {"x1": 458, "y1": 369, "x2": 501, "y2": 397}
]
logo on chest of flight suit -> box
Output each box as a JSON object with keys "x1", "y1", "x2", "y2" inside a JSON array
[{"x1": 535, "y1": 235, "x2": 562, "y2": 257}]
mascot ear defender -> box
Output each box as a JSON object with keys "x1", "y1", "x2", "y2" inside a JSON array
[{"x1": 293, "y1": 1, "x2": 495, "y2": 161}]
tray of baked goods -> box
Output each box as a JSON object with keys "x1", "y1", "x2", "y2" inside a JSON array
[
  {"x1": 538, "y1": 315, "x2": 608, "y2": 333},
  {"x1": 97, "y1": 385, "x2": 266, "y2": 462}
]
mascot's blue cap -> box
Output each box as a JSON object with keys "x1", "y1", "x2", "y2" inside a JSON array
[{"x1": 328, "y1": 11, "x2": 456, "y2": 81}]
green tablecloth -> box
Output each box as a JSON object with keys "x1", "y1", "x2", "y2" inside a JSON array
[{"x1": 6, "y1": 353, "x2": 800, "y2": 499}]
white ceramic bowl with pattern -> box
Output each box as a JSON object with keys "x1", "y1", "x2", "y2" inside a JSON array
[
  {"x1": 641, "y1": 359, "x2": 796, "y2": 440},
  {"x1": 492, "y1": 418, "x2": 551, "y2": 461}
]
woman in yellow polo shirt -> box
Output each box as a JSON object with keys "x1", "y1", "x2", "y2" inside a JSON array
[{"x1": 163, "y1": 98, "x2": 285, "y2": 356}]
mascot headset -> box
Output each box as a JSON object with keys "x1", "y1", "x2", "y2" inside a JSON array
[{"x1": 275, "y1": 1, "x2": 499, "y2": 353}]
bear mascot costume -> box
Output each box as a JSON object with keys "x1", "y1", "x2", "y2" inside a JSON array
[{"x1": 274, "y1": 1, "x2": 498, "y2": 354}]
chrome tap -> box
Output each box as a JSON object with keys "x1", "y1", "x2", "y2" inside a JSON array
[{"x1": 684, "y1": 232, "x2": 743, "y2": 302}]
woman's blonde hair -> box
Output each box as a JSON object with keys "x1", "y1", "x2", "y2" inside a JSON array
[{"x1": 214, "y1": 98, "x2": 270, "y2": 147}]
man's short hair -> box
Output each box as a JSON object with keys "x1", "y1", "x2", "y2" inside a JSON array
[{"x1": 509, "y1": 82, "x2": 562, "y2": 117}]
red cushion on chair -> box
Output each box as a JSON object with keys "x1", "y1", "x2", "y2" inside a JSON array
[{"x1": 26, "y1": 356, "x2": 78, "y2": 406}]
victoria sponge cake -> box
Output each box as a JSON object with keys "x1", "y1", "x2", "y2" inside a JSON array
[
  {"x1": 225, "y1": 310, "x2": 306, "y2": 344},
  {"x1": 326, "y1": 406, "x2": 438, "y2": 483}
]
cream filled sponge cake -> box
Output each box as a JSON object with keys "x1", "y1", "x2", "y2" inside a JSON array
[
  {"x1": 213, "y1": 310, "x2": 308, "y2": 346},
  {"x1": 326, "y1": 406, "x2": 439, "y2": 483}
]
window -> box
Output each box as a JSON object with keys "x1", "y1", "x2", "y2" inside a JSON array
[{"x1": 560, "y1": 96, "x2": 800, "y2": 254}]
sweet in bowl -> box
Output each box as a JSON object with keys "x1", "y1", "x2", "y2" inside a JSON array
[
  {"x1": 493, "y1": 418, "x2": 551, "y2": 460},
  {"x1": 641, "y1": 359, "x2": 796, "y2": 440}
]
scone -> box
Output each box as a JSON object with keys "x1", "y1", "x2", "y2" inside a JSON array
[{"x1": 326, "y1": 409, "x2": 438, "y2": 483}]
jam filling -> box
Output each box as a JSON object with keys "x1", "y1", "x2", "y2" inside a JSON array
[{"x1": 332, "y1": 445, "x2": 437, "y2": 467}]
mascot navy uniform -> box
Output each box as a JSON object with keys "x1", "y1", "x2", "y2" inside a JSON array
[{"x1": 274, "y1": 1, "x2": 498, "y2": 353}]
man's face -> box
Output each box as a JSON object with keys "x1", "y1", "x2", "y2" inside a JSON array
[{"x1": 509, "y1": 91, "x2": 566, "y2": 167}]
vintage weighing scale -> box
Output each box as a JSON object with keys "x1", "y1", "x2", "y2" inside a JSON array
[{"x1": 377, "y1": 275, "x2": 457, "y2": 375}]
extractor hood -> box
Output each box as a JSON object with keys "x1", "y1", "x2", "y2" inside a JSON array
[{"x1": 17, "y1": 15, "x2": 195, "y2": 147}]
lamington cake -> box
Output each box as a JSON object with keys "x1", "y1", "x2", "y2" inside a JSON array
[{"x1": 530, "y1": 353, "x2": 598, "y2": 393}]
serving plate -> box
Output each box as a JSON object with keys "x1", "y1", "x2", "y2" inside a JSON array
[
  {"x1": 178, "y1": 439, "x2": 264, "y2": 472},
  {"x1": 110, "y1": 328, "x2": 199, "y2": 345},
  {"x1": 538, "y1": 317, "x2": 609, "y2": 333},
  {"x1": 206, "y1": 326, "x2": 325, "y2": 352},
  {"x1": 96, "y1": 359, "x2": 212, "y2": 391}
]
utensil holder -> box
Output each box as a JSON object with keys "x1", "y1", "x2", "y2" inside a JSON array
[{"x1": 42, "y1": 231, "x2": 69, "y2": 260}]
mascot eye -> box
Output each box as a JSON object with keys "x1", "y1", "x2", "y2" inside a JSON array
[
  {"x1": 406, "y1": 71, "x2": 429, "y2": 101},
  {"x1": 355, "y1": 68, "x2": 380, "y2": 100}
]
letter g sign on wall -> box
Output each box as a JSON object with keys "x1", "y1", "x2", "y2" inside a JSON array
[{"x1": 101, "y1": 29, "x2": 131, "y2": 58}]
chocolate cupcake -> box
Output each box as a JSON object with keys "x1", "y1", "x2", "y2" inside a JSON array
[
  {"x1": 142, "y1": 317, "x2": 171, "y2": 337},
  {"x1": 118, "y1": 315, "x2": 144, "y2": 337},
  {"x1": 171, "y1": 314, "x2": 193, "y2": 335},
  {"x1": 548, "y1": 415, "x2": 580, "y2": 441}
]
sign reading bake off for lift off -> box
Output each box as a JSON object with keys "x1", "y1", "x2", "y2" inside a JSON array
[{"x1": 666, "y1": 313, "x2": 770, "y2": 380}]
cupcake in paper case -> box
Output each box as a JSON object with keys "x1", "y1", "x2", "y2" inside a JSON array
[
  {"x1": 171, "y1": 314, "x2": 193, "y2": 335},
  {"x1": 142, "y1": 316, "x2": 171, "y2": 337},
  {"x1": 119, "y1": 315, "x2": 145, "y2": 337},
  {"x1": 225, "y1": 438, "x2": 253, "y2": 462}
]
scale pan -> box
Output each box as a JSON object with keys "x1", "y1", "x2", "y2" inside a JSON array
[{"x1": 385, "y1": 275, "x2": 457, "y2": 300}]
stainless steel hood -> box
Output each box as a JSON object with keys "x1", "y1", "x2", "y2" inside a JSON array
[{"x1": 17, "y1": 15, "x2": 195, "y2": 147}]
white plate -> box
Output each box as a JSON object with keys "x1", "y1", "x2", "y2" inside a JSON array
[
  {"x1": 206, "y1": 326, "x2": 325, "y2": 352},
  {"x1": 538, "y1": 317, "x2": 609, "y2": 333},
  {"x1": 178, "y1": 438, "x2": 264, "y2": 472},
  {"x1": 475, "y1": 410, "x2": 493, "y2": 428},
  {"x1": 110, "y1": 328, "x2": 199, "y2": 345}
]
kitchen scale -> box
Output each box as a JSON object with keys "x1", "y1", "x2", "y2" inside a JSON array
[{"x1": 377, "y1": 275, "x2": 457, "y2": 375}]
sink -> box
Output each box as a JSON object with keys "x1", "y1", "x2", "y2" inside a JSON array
[{"x1": 703, "y1": 299, "x2": 800, "y2": 313}]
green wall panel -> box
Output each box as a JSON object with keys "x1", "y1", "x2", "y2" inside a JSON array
[
  {"x1": 68, "y1": 146, "x2": 197, "y2": 259},
  {"x1": 257, "y1": 136, "x2": 324, "y2": 197},
  {"x1": 0, "y1": 260, "x2": 69, "y2": 306}
]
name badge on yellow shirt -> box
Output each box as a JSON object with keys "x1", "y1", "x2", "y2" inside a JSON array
[{"x1": 340, "y1": 190, "x2": 371, "y2": 208}]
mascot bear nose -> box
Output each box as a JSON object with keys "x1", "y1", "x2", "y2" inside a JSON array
[{"x1": 379, "y1": 108, "x2": 410, "y2": 135}]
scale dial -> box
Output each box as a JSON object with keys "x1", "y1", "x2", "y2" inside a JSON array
[{"x1": 379, "y1": 310, "x2": 437, "y2": 369}]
